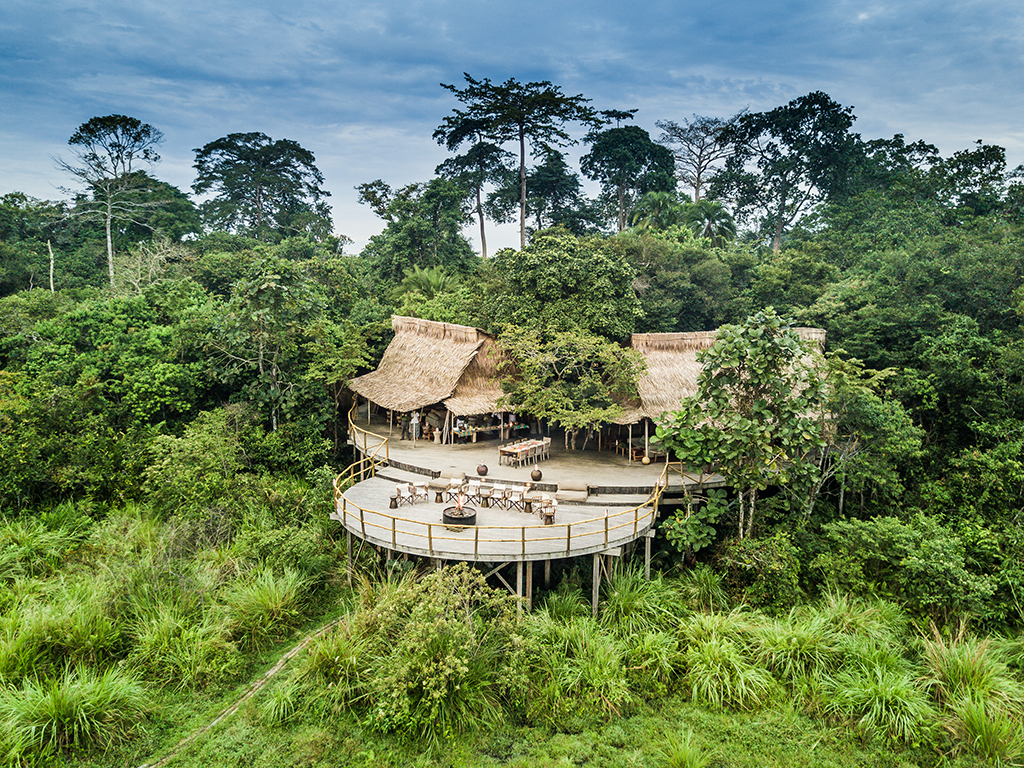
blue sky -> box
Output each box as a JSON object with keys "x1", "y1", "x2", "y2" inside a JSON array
[{"x1": 2, "y1": 0, "x2": 1022, "y2": 251}]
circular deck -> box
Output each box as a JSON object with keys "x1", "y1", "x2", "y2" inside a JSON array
[{"x1": 333, "y1": 475, "x2": 660, "y2": 563}]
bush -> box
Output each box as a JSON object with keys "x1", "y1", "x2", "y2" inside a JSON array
[
  {"x1": 0, "y1": 665, "x2": 148, "y2": 759},
  {"x1": 224, "y1": 566, "x2": 308, "y2": 649},
  {"x1": 945, "y1": 697, "x2": 1024, "y2": 764},
  {"x1": 824, "y1": 664, "x2": 936, "y2": 745},
  {"x1": 753, "y1": 611, "x2": 840, "y2": 685},
  {"x1": 718, "y1": 531, "x2": 802, "y2": 614},
  {"x1": 677, "y1": 562, "x2": 730, "y2": 613},
  {"x1": 922, "y1": 623, "x2": 1024, "y2": 712},
  {"x1": 599, "y1": 568, "x2": 687, "y2": 638}
]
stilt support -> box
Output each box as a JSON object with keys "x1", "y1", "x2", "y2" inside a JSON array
[
  {"x1": 544, "y1": 559, "x2": 551, "y2": 589},
  {"x1": 525, "y1": 560, "x2": 533, "y2": 611},
  {"x1": 592, "y1": 553, "x2": 601, "y2": 618},
  {"x1": 516, "y1": 561, "x2": 524, "y2": 613}
]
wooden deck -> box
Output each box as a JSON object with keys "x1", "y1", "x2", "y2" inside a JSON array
[{"x1": 333, "y1": 474, "x2": 662, "y2": 563}]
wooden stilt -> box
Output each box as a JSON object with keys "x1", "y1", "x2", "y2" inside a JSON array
[
  {"x1": 346, "y1": 530, "x2": 353, "y2": 588},
  {"x1": 591, "y1": 553, "x2": 601, "y2": 618},
  {"x1": 525, "y1": 560, "x2": 533, "y2": 611},
  {"x1": 516, "y1": 561, "x2": 524, "y2": 613},
  {"x1": 645, "y1": 533, "x2": 652, "y2": 581},
  {"x1": 544, "y1": 559, "x2": 551, "y2": 588},
  {"x1": 645, "y1": 419, "x2": 649, "y2": 458},
  {"x1": 628, "y1": 423, "x2": 633, "y2": 462}
]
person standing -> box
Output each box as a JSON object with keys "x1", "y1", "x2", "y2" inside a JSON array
[
  {"x1": 410, "y1": 411, "x2": 421, "y2": 441},
  {"x1": 400, "y1": 413, "x2": 410, "y2": 440}
]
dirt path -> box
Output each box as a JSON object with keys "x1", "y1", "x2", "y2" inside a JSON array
[{"x1": 138, "y1": 616, "x2": 346, "y2": 768}]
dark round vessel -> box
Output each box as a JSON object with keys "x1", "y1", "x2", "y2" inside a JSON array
[
  {"x1": 442, "y1": 506, "x2": 477, "y2": 526},
  {"x1": 476, "y1": 463, "x2": 489, "y2": 476}
]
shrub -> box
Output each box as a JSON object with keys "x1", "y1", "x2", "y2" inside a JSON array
[
  {"x1": 599, "y1": 568, "x2": 686, "y2": 638},
  {"x1": 129, "y1": 606, "x2": 239, "y2": 689},
  {"x1": 803, "y1": 590, "x2": 908, "y2": 645},
  {"x1": 683, "y1": 636, "x2": 774, "y2": 710},
  {"x1": 824, "y1": 665, "x2": 937, "y2": 745},
  {"x1": 539, "y1": 579, "x2": 590, "y2": 622},
  {"x1": 0, "y1": 665, "x2": 148, "y2": 759},
  {"x1": 224, "y1": 566, "x2": 308, "y2": 649},
  {"x1": 718, "y1": 531, "x2": 802, "y2": 614}
]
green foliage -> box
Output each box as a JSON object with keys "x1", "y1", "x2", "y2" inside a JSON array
[
  {"x1": 921, "y1": 624, "x2": 1024, "y2": 713},
  {"x1": 224, "y1": 566, "x2": 309, "y2": 650},
  {"x1": 598, "y1": 568, "x2": 687, "y2": 638},
  {"x1": 812, "y1": 515, "x2": 998, "y2": 624},
  {"x1": 656, "y1": 309, "x2": 826, "y2": 538},
  {"x1": 677, "y1": 563, "x2": 730, "y2": 613},
  {"x1": 523, "y1": 611, "x2": 635, "y2": 726},
  {"x1": 719, "y1": 531, "x2": 802, "y2": 614},
  {"x1": 192, "y1": 132, "x2": 333, "y2": 240},
  {"x1": 823, "y1": 665, "x2": 937, "y2": 746},
  {"x1": 489, "y1": 227, "x2": 643, "y2": 340},
  {"x1": 0, "y1": 664, "x2": 148, "y2": 759},
  {"x1": 945, "y1": 697, "x2": 1024, "y2": 765},
  {"x1": 657, "y1": 729, "x2": 714, "y2": 768},
  {"x1": 497, "y1": 325, "x2": 644, "y2": 444},
  {"x1": 663, "y1": 489, "x2": 729, "y2": 556},
  {"x1": 682, "y1": 636, "x2": 775, "y2": 710}
]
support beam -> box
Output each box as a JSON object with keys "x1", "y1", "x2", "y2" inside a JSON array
[
  {"x1": 346, "y1": 530, "x2": 353, "y2": 588},
  {"x1": 544, "y1": 559, "x2": 551, "y2": 589},
  {"x1": 644, "y1": 531, "x2": 653, "y2": 581},
  {"x1": 592, "y1": 553, "x2": 601, "y2": 618},
  {"x1": 516, "y1": 561, "x2": 524, "y2": 613},
  {"x1": 525, "y1": 560, "x2": 533, "y2": 611}
]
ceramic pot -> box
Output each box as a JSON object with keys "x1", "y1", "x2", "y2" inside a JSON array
[
  {"x1": 477, "y1": 463, "x2": 488, "y2": 476},
  {"x1": 531, "y1": 467, "x2": 543, "y2": 482}
]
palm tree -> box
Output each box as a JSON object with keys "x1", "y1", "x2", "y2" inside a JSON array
[
  {"x1": 629, "y1": 191, "x2": 685, "y2": 231},
  {"x1": 397, "y1": 265, "x2": 458, "y2": 299},
  {"x1": 684, "y1": 199, "x2": 737, "y2": 246}
]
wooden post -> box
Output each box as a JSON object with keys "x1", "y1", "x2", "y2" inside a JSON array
[
  {"x1": 516, "y1": 561, "x2": 524, "y2": 613},
  {"x1": 525, "y1": 560, "x2": 533, "y2": 611},
  {"x1": 628, "y1": 423, "x2": 633, "y2": 462},
  {"x1": 544, "y1": 559, "x2": 551, "y2": 589},
  {"x1": 346, "y1": 530, "x2": 353, "y2": 588},
  {"x1": 645, "y1": 532, "x2": 652, "y2": 581},
  {"x1": 591, "y1": 553, "x2": 601, "y2": 618},
  {"x1": 645, "y1": 419, "x2": 649, "y2": 458}
]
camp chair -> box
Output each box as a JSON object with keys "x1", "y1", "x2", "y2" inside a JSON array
[
  {"x1": 444, "y1": 478, "x2": 465, "y2": 503},
  {"x1": 410, "y1": 482, "x2": 429, "y2": 504},
  {"x1": 395, "y1": 485, "x2": 415, "y2": 506},
  {"x1": 465, "y1": 479, "x2": 482, "y2": 503},
  {"x1": 490, "y1": 483, "x2": 508, "y2": 509},
  {"x1": 506, "y1": 485, "x2": 527, "y2": 512}
]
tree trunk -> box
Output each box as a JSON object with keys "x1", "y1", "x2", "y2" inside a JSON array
[
  {"x1": 475, "y1": 184, "x2": 487, "y2": 259},
  {"x1": 617, "y1": 183, "x2": 626, "y2": 231},
  {"x1": 519, "y1": 127, "x2": 527, "y2": 250},
  {"x1": 47, "y1": 240, "x2": 55, "y2": 292},
  {"x1": 746, "y1": 488, "x2": 757, "y2": 539},
  {"x1": 105, "y1": 200, "x2": 115, "y2": 287},
  {"x1": 737, "y1": 490, "x2": 745, "y2": 540}
]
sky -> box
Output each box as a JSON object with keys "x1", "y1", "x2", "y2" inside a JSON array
[{"x1": 2, "y1": 0, "x2": 1023, "y2": 252}]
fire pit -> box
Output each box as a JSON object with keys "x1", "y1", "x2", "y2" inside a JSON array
[{"x1": 442, "y1": 506, "x2": 477, "y2": 526}]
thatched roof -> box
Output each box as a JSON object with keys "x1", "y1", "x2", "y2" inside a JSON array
[
  {"x1": 614, "y1": 327, "x2": 826, "y2": 424},
  {"x1": 348, "y1": 316, "x2": 507, "y2": 414}
]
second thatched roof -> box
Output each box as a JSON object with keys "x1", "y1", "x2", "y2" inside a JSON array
[{"x1": 614, "y1": 327, "x2": 826, "y2": 424}]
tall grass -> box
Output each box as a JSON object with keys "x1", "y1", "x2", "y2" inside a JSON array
[
  {"x1": 524, "y1": 610, "x2": 634, "y2": 725},
  {"x1": 0, "y1": 665, "x2": 148, "y2": 759},
  {"x1": 922, "y1": 623, "x2": 1024, "y2": 713},
  {"x1": 224, "y1": 566, "x2": 308, "y2": 649},
  {"x1": 658, "y1": 729, "x2": 714, "y2": 768},
  {"x1": 753, "y1": 611, "x2": 840, "y2": 685},
  {"x1": 677, "y1": 563, "x2": 730, "y2": 613},
  {"x1": 945, "y1": 697, "x2": 1024, "y2": 765},
  {"x1": 683, "y1": 636, "x2": 775, "y2": 710},
  {"x1": 824, "y1": 664, "x2": 936, "y2": 745}
]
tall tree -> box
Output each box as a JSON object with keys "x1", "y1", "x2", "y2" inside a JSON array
[
  {"x1": 711, "y1": 92, "x2": 862, "y2": 253},
  {"x1": 655, "y1": 309, "x2": 826, "y2": 539},
  {"x1": 486, "y1": 148, "x2": 600, "y2": 236},
  {"x1": 683, "y1": 199, "x2": 737, "y2": 246},
  {"x1": 439, "y1": 74, "x2": 602, "y2": 249},
  {"x1": 581, "y1": 124, "x2": 676, "y2": 231},
  {"x1": 192, "y1": 133, "x2": 332, "y2": 241},
  {"x1": 433, "y1": 116, "x2": 513, "y2": 258},
  {"x1": 656, "y1": 114, "x2": 739, "y2": 202},
  {"x1": 356, "y1": 177, "x2": 475, "y2": 282},
  {"x1": 55, "y1": 114, "x2": 166, "y2": 286}
]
